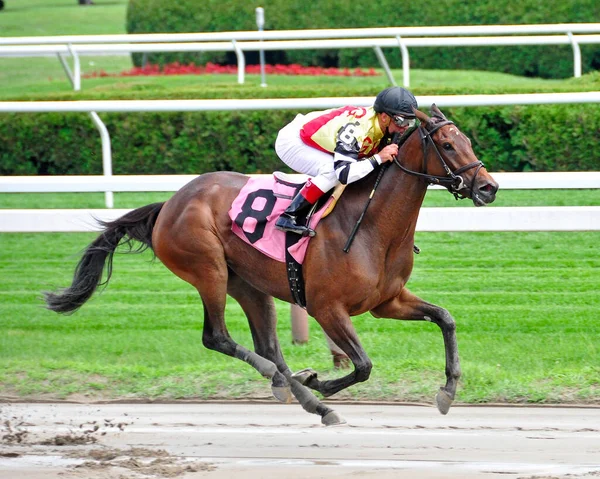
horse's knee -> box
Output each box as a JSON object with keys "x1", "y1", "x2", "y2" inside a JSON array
[
  {"x1": 432, "y1": 308, "x2": 456, "y2": 332},
  {"x1": 354, "y1": 359, "x2": 373, "y2": 383}
]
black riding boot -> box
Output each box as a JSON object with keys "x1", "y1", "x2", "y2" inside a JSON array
[{"x1": 275, "y1": 193, "x2": 315, "y2": 236}]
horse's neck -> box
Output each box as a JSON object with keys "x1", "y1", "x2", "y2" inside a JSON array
[{"x1": 361, "y1": 134, "x2": 429, "y2": 245}]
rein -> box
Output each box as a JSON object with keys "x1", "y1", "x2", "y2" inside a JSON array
[
  {"x1": 393, "y1": 120, "x2": 483, "y2": 200},
  {"x1": 343, "y1": 119, "x2": 483, "y2": 253}
]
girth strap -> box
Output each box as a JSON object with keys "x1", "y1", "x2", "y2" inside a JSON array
[{"x1": 285, "y1": 232, "x2": 307, "y2": 308}]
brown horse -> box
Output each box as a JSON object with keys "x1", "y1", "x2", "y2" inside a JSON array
[{"x1": 45, "y1": 105, "x2": 498, "y2": 425}]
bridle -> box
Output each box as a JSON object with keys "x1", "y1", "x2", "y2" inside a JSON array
[
  {"x1": 344, "y1": 117, "x2": 485, "y2": 253},
  {"x1": 393, "y1": 119, "x2": 484, "y2": 200}
]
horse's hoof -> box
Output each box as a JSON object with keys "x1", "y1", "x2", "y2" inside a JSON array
[
  {"x1": 435, "y1": 388, "x2": 454, "y2": 415},
  {"x1": 272, "y1": 385, "x2": 292, "y2": 404},
  {"x1": 292, "y1": 368, "x2": 318, "y2": 386},
  {"x1": 321, "y1": 410, "x2": 346, "y2": 426}
]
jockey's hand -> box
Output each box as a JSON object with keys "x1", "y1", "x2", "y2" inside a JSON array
[{"x1": 378, "y1": 144, "x2": 399, "y2": 163}]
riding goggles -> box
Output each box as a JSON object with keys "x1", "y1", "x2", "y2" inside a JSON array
[{"x1": 392, "y1": 115, "x2": 417, "y2": 128}]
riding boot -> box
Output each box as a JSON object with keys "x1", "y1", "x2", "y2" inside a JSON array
[{"x1": 276, "y1": 180, "x2": 324, "y2": 236}]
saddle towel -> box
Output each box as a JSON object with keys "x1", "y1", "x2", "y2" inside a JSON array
[{"x1": 228, "y1": 172, "x2": 333, "y2": 264}]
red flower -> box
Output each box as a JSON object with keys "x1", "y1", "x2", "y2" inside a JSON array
[{"x1": 83, "y1": 62, "x2": 380, "y2": 79}]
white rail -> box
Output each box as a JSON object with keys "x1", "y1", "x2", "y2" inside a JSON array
[
  {"x1": 2, "y1": 93, "x2": 599, "y2": 114},
  {"x1": 2, "y1": 172, "x2": 599, "y2": 193},
  {"x1": 3, "y1": 35, "x2": 599, "y2": 55},
  {"x1": 3, "y1": 23, "x2": 600, "y2": 44},
  {"x1": 1, "y1": 24, "x2": 599, "y2": 88},
  {"x1": 2, "y1": 172, "x2": 599, "y2": 231},
  {"x1": 1, "y1": 207, "x2": 598, "y2": 233},
  {"x1": 1, "y1": 93, "x2": 599, "y2": 208}
]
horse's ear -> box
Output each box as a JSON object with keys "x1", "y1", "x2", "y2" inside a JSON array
[
  {"x1": 414, "y1": 107, "x2": 430, "y2": 124},
  {"x1": 431, "y1": 103, "x2": 447, "y2": 120}
]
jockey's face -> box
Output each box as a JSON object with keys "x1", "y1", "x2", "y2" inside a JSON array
[{"x1": 380, "y1": 112, "x2": 415, "y2": 136}]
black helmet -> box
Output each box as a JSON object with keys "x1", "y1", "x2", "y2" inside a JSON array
[{"x1": 373, "y1": 87, "x2": 418, "y2": 118}]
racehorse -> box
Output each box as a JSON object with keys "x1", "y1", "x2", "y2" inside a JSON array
[{"x1": 45, "y1": 105, "x2": 498, "y2": 425}]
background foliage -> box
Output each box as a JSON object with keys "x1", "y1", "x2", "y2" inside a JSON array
[
  {"x1": 126, "y1": 0, "x2": 600, "y2": 78},
  {"x1": 2, "y1": 102, "x2": 599, "y2": 176}
]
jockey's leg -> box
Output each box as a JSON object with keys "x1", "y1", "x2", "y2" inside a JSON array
[
  {"x1": 275, "y1": 179, "x2": 324, "y2": 236},
  {"x1": 275, "y1": 119, "x2": 339, "y2": 236},
  {"x1": 275, "y1": 171, "x2": 338, "y2": 236}
]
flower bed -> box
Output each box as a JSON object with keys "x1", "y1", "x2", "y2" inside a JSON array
[{"x1": 84, "y1": 62, "x2": 380, "y2": 78}]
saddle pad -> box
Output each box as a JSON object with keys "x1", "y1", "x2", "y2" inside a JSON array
[{"x1": 228, "y1": 174, "x2": 332, "y2": 264}]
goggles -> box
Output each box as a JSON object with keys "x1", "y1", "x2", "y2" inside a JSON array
[{"x1": 391, "y1": 114, "x2": 417, "y2": 128}]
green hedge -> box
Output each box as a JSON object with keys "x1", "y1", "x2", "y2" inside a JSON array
[
  {"x1": 126, "y1": 0, "x2": 600, "y2": 79},
  {"x1": 1, "y1": 103, "x2": 598, "y2": 176}
]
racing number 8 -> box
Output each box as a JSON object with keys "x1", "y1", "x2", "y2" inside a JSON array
[
  {"x1": 338, "y1": 121, "x2": 359, "y2": 145},
  {"x1": 234, "y1": 189, "x2": 277, "y2": 244}
]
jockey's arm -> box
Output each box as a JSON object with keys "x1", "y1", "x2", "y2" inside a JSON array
[
  {"x1": 332, "y1": 121, "x2": 399, "y2": 185},
  {"x1": 333, "y1": 151, "x2": 382, "y2": 185}
]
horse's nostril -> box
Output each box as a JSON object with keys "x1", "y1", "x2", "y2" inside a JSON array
[{"x1": 479, "y1": 183, "x2": 498, "y2": 195}]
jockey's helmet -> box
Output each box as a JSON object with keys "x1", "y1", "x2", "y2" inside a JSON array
[{"x1": 373, "y1": 87, "x2": 418, "y2": 118}]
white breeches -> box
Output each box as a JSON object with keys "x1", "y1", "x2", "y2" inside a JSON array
[{"x1": 275, "y1": 115, "x2": 340, "y2": 193}]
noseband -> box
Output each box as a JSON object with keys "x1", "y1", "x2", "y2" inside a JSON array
[{"x1": 393, "y1": 120, "x2": 483, "y2": 200}]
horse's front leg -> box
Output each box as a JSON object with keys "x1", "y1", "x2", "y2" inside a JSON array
[
  {"x1": 371, "y1": 287, "x2": 461, "y2": 415},
  {"x1": 293, "y1": 306, "x2": 373, "y2": 397}
]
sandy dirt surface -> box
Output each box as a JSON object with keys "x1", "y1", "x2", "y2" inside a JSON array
[{"x1": 1, "y1": 401, "x2": 599, "y2": 479}]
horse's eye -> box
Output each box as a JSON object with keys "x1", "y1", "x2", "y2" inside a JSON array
[{"x1": 443, "y1": 143, "x2": 453, "y2": 150}]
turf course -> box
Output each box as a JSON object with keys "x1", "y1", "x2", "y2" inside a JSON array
[
  {"x1": 1, "y1": 0, "x2": 598, "y2": 405},
  {"x1": 0, "y1": 226, "x2": 598, "y2": 404}
]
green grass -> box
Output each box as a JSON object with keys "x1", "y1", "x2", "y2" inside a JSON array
[
  {"x1": 2, "y1": 61, "x2": 598, "y2": 101},
  {"x1": 0, "y1": 230, "x2": 598, "y2": 403},
  {"x1": 1, "y1": 189, "x2": 599, "y2": 209},
  {"x1": 0, "y1": 0, "x2": 128, "y2": 37},
  {"x1": 1, "y1": 0, "x2": 599, "y2": 100},
  {"x1": 1, "y1": 0, "x2": 598, "y2": 405}
]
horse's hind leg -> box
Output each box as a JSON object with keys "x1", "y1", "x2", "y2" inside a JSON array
[
  {"x1": 171, "y1": 244, "x2": 287, "y2": 404},
  {"x1": 293, "y1": 305, "x2": 374, "y2": 398},
  {"x1": 227, "y1": 275, "x2": 345, "y2": 426}
]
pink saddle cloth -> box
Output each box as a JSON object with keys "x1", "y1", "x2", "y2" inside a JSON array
[{"x1": 228, "y1": 173, "x2": 333, "y2": 264}]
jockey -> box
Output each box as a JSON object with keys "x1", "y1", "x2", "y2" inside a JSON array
[{"x1": 275, "y1": 86, "x2": 418, "y2": 236}]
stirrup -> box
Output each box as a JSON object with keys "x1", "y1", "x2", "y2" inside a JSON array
[{"x1": 276, "y1": 222, "x2": 316, "y2": 237}]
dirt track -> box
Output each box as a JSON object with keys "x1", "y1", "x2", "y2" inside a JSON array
[{"x1": 1, "y1": 402, "x2": 599, "y2": 479}]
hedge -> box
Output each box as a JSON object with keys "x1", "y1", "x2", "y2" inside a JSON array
[
  {"x1": 1, "y1": 103, "x2": 598, "y2": 176},
  {"x1": 126, "y1": 0, "x2": 600, "y2": 79}
]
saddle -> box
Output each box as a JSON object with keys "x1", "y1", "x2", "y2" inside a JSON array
[{"x1": 228, "y1": 172, "x2": 339, "y2": 308}]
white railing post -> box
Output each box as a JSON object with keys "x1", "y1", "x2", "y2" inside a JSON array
[
  {"x1": 396, "y1": 36, "x2": 410, "y2": 88},
  {"x1": 255, "y1": 7, "x2": 267, "y2": 87},
  {"x1": 56, "y1": 51, "x2": 75, "y2": 90},
  {"x1": 67, "y1": 43, "x2": 81, "y2": 91},
  {"x1": 372, "y1": 45, "x2": 397, "y2": 86},
  {"x1": 89, "y1": 112, "x2": 113, "y2": 208},
  {"x1": 567, "y1": 32, "x2": 582, "y2": 78},
  {"x1": 232, "y1": 40, "x2": 246, "y2": 84}
]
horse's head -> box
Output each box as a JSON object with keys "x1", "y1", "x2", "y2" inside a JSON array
[{"x1": 409, "y1": 104, "x2": 498, "y2": 206}]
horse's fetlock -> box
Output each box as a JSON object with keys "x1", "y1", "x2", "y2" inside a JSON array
[
  {"x1": 202, "y1": 334, "x2": 218, "y2": 351},
  {"x1": 272, "y1": 370, "x2": 289, "y2": 388}
]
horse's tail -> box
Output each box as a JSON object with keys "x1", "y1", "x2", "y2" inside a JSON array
[{"x1": 44, "y1": 202, "x2": 165, "y2": 314}]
